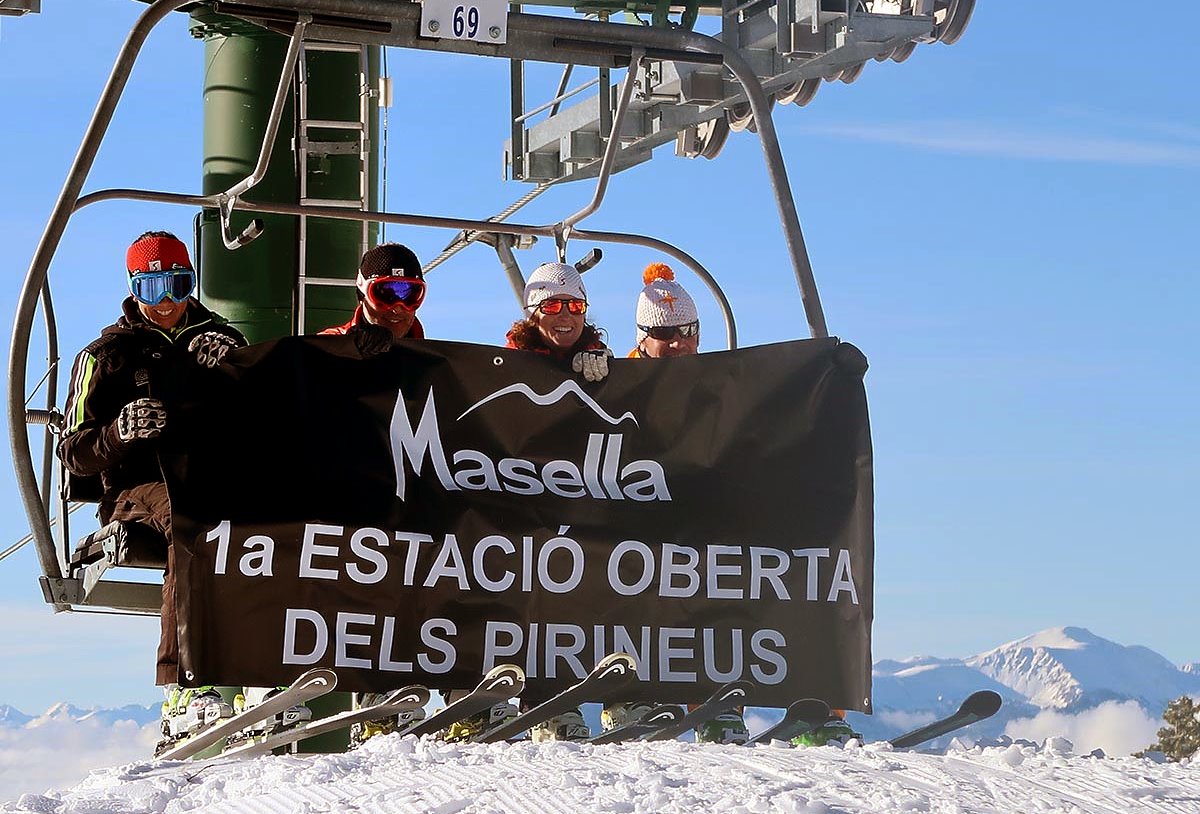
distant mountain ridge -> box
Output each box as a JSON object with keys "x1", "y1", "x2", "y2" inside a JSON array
[
  {"x1": 861, "y1": 626, "x2": 1200, "y2": 745},
  {"x1": 0, "y1": 701, "x2": 158, "y2": 729},
  {"x1": 2, "y1": 627, "x2": 1196, "y2": 746}
]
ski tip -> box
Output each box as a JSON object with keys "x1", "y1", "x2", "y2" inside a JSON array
[
  {"x1": 480, "y1": 663, "x2": 526, "y2": 693},
  {"x1": 716, "y1": 680, "x2": 756, "y2": 704},
  {"x1": 642, "y1": 705, "x2": 685, "y2": 726},
  {"x1": 787, "y1": 698, "x2": 831, "y2": 719},
  {"x1": 594, "y1": 651, "x2": 638, "y2": 678},
  {"x1": 960, "y1": 690, "x2": 1002, "y2": 719},
  {"x1": 388, "y1": 685, "x2": 432, "y2": 707},
  {"x1": 296, "y1": 668, "x2": 339, "y2": 689}
]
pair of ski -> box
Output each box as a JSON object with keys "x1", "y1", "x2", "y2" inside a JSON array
[
  {"x1": 403, "y1": 653, "x2": 656, "y2": 745},
  {"x1": 745, "y1": 690, "x2": 1003, "y2": 749},
  {"x1": 157, "y1": 670, "x2": 430, "y2": 761},
  {"x1": 159, "y1": 664, "x2": 1001, "y2": 760},
  {"x1": 440, "y1": 654, "x2": 754, "y2": 745}
]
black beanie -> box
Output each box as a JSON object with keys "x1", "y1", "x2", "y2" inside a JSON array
[{"x1": 359, "y1": 243, "x2": 423, "y2": 280}]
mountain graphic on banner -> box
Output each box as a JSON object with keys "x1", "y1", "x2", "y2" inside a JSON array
[{"x1": 456, "y1": 380, "x2": 639, "y2": 426}]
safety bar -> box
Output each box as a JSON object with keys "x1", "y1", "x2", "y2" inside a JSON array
[{"x1": 73, "y1": 187, "x2": 738, "y2": 351}]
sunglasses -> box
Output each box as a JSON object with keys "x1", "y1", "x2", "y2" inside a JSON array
[
  {"x1": 537, "y1": 298, "x2": 587, "y2": 316},
  {"x1": 640, "y1": 321, "x2": 699, "y2": 341},
  {"x1": 128, "y1": 269, "x2": 195, "y2": 306},
  {"x1": 365, "y1": 277, "x2": 426, "y2": 311}
]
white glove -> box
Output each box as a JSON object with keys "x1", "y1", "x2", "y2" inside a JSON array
[
  {"x1": 572, "y1": 348, "x2": 613, "y2": 382},
  {"x1": 188, "y1": 331, "x2": 240, "y2": 369},
  {"x1": 116, "y1": 397, "x2": 166, "y2": 443}
]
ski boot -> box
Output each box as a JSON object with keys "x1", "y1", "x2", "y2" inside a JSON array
[
  {"x1": 228, "y1": 685, "x2": 313, "y2": 744},
  {"x1": 442, "y1": 701, "x2": 519, "y2": 742},
  {"x1": 601, "y1": 701, "x2": 655, "y2": 732},
  {"x1": 695, "y1": 711, "x2": 750, "y2": 745},
  {"x1": 792, "y1": 715, "x2": 862, "y2": 747},
  {"x1": 349, "y1": 692, "x2": 427, "y2": 747},
  {"x1": 155, "y1": 684, "x2": 233, "y2": 754},
  {"x1": 530, "y1": 708, "x2": 590, "y2": 743}
]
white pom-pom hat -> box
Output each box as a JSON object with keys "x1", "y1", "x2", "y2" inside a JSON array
[{"x1": 636, "y1": 263, "x2": 698, "y2": 339}]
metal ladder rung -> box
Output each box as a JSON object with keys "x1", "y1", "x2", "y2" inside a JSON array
[
  {"x1": 299, "y1": 140, "x2": 364, "y2": 156},
  {"x1": 299, "y1": 277, "x2": 358, "y2": 288},
  {"x1": 300, "y1": 197, "x2": 367, "y2": 209},
  {"x1": 303, "y1": 41, "x2": 366, "y2": 54},
  {"x1": 301, "y1": 119, "x2": 366, "y2": 131}
]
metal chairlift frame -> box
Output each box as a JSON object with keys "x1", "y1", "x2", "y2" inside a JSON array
[{"x1": 8, "y1": 0, "x2": 833, "y2": 615}]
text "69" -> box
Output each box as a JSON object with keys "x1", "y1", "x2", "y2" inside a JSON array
[{"x1": 453, "y1": 5, "x2": 479, "y2": 37}]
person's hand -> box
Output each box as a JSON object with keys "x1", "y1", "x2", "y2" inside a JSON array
[
  {"x1": 349, "y1": 323, "x2": 394, "y2": 358},
  {"x1": 116, "y1": 398, "x2": 166, "y2": 443},
  {"x1": 572, "y1": 348, "x2": 614, "y2": 382},
  {"x1": 188, "y1": 332, "x2": 240, "y2": 368}
]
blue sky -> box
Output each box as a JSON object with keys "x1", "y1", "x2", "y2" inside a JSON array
[{"x1": 0, "y1": 1, "x2": 1196, "y2": 711}]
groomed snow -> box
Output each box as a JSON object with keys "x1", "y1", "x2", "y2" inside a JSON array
[{"x1": 5, "y1": 734, "x2": 1197, "y2": 814}]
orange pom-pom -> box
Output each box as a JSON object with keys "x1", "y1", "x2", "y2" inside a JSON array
[{"x1": 643, "y1": 262, "x2": 675, "y2": 285}]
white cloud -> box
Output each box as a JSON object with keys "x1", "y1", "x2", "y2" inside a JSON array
[
  {"x1": 0, "y1": 717, "x2": 158, "y2": 803},
  {"x1": 878, "y1": 709, "x2": 936, "y2": 731},
  {"x1": 787, "y1": 121, "x2": 1200, "y2": 168},
  {"x1": 1003, "y1": 700, "x2": 1161, "y2": 756}
]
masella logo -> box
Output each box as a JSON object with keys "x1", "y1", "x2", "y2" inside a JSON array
[{"x1": 389, "y1": 380, "x2": 671, "y2": 503}]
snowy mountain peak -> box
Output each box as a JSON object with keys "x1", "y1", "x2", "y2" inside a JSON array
[
  {"x1": 965, "y1": 627, "x2": 1198, "y2": 711},
  {"x1": 22, "y1": 701, "x2": 159, "y2": 729},
  {"x1": 1013, "y1": 626, "x2": 1103, "y2": 650},
  {"x1": 0, "y1": 705, "x2": 32, "y2": 727},
  {"x1": 36, "y1": 702, "x2": 82, "y2": 721}
]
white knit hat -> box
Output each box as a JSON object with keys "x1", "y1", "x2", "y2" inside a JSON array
[
  {"x1": 523, "y1": 262, "x2": 588, "y2": 310},
  {"x1": 636, "y1": 263, "x2": 698, "y2": 337}
]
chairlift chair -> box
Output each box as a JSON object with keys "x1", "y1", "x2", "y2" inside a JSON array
[{"x1": 7, "y1": 0, "x2": 973, "y2": 616}]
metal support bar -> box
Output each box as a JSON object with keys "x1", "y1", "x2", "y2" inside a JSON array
[
  {"x1": 555, "y1": 49, "x2": 644, "y2": 248},
  {"x1": 217, "y1": 15, "x2": 311, "y2": 250},
  {"x1": 515, "y1": 76, "x2": 598, "y2": 124},
  {"x1": 549, "y1": 63, "x2": 574, "y2": 117}
]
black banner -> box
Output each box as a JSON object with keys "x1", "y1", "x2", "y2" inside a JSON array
[{"x1": 163, "y1": 336, "x2": 874, "y2": 710}]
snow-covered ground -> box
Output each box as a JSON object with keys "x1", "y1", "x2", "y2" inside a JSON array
[
  {"x1": 5, "y1": 625, "x2": 1195, "y2": 808},
  {"x1": 4, "y1": 733, "x2": 1197, "y2": 814}
]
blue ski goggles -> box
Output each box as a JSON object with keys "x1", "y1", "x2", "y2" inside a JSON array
[{"x1": 128, "y1": 269, "x2": 196, "y2": 306}]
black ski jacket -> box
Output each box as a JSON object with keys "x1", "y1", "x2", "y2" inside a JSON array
[{"x1": 58, "y1": 297, "x2": 247, "y2": 512}]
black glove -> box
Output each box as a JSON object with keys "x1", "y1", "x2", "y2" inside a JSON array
[
  {"x1": 116, "y1": 397, "x2": 166, "y2": 443},
  {"x1": 188, "y1": 332, "x2": 240, "y2": 369},
  {"x1": 349, "y1": 323, "x2": 394, "y2": 358}
]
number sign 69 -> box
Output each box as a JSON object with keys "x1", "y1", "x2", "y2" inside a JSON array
[
  {"x1": 421, "y1": 0, "x2": 506, "y2": 43},
  {"x1": 453, "y1": 5, "x2": 479, "y2": 38}
]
